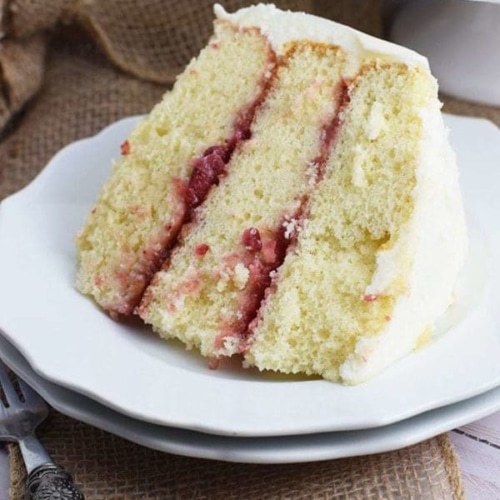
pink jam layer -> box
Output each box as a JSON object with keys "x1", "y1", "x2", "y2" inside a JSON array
[
  {"x1": 105, "y1": 214, "x2": 185, "y2": 316},
  {"x1": 215, "y1": 213, "x2": 302, "y2": 353},
  {"x1": 218, "y1": 225, "x2": 289, "y2": 348},
  {"x1": 186, "y1": 146, "x2": 230, "y2": 208},
  {"x1": 308, "y1": 80, "x2": 350, "y2": 182}
]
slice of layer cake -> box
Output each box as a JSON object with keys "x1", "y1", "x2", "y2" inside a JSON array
[
  {"x1": 77, "y1": 4, "x2": 467, "y2": 384},
  {"x1": 76, "y1": 21, "x2": 275, "y2": 316},
  {"x1": 138, "y1": 41, "x2": 348, "y2": 358}
]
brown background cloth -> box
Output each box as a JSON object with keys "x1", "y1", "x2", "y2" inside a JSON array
[
  {"x1": 9, "y1": 412, "x2": 464, "y2": 499},
  {"x1": 2, "y1": 0, "x2": 497, "y2": 497}
]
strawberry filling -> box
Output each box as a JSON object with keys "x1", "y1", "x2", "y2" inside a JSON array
[{"x1": 216, "y1": 223, "x2": 289, "y2": 352}]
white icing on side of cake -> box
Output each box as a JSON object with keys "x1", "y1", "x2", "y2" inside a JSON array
[
  {"x1": 214, "y1": 3, "x2": 428, "y2": 69},
  {"x1": 340, "y1": 102, "x2": 468, "y2": 384}
]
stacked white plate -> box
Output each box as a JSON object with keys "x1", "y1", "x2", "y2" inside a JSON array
[{"x1": 0, "y1": 113, "x2": 499, "y2": 464}]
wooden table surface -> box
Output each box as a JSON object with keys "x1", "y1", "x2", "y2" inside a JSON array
[{"x1": 450, "y1": 411, "x2": 500, "y2": 498}]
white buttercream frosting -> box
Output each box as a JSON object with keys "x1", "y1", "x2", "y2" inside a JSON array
[
  {"x1": 215, "y1": 3, "x2": 428, "y2": 69},
  {"x1": 340, "y1": 106, "x2": 467, "y2": 384}
]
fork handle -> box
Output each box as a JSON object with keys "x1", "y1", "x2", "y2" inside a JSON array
[{"x1": 27, "y1": 463, "x2": 84, "y2": 500}]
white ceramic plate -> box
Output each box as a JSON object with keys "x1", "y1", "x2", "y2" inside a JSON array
[
  {"x1": 0, "y1": 114, "x2": 499, "y2": 437},
  {"x1": 2, "y1": 331, "x2": 500, "y2": 464}
]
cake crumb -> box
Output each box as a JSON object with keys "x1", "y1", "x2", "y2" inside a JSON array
[
  {"x1": 120, "y1": 140, "x2": 131, "y2": 155},
  {"x1": 367, "y1": 102, "x2": 386, "y2": 140},
  {"x1": 233, "y1": 263, "x2": 250, "y2": 289},
  {"x1": 305, "y1": 161, "x2": 318, "y2": 186},
  {"x1": 283, "y1": 218, "x2": 300, "y2": 240},
  {"x1": 217, "y1": 272, "x2": 230, "y2": 292},
  {"x1": 195, "y1": 243, "x2": 210, "y2": 257},
  {"x1": 222, "y1": 336, "x2": 241, "y2": 355},
  {"x1": 208, "y1": 357, "x2": 220, "y2": 370},
  {"x1": 352, "y1": 145, "x2": 368, "y2": 187}
]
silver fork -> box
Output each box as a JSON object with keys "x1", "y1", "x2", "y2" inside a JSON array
[{"x1": 0, "y1": 361, "x2": 84, "y2": 499}]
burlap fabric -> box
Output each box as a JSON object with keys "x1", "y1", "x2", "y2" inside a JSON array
[
  {"x1": 8, "y1": 412, "x2": 464, "y2": 500},
  {"x1": 0, "y1": 0, "x2": 380, "y2": 134},
  {"x1": 0, "y1": 0, "x2": 477, "y2": 497}
]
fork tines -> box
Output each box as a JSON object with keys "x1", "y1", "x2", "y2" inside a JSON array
[{"x1": 0, "y1": 361, "x2": 44, "y2": 409}]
